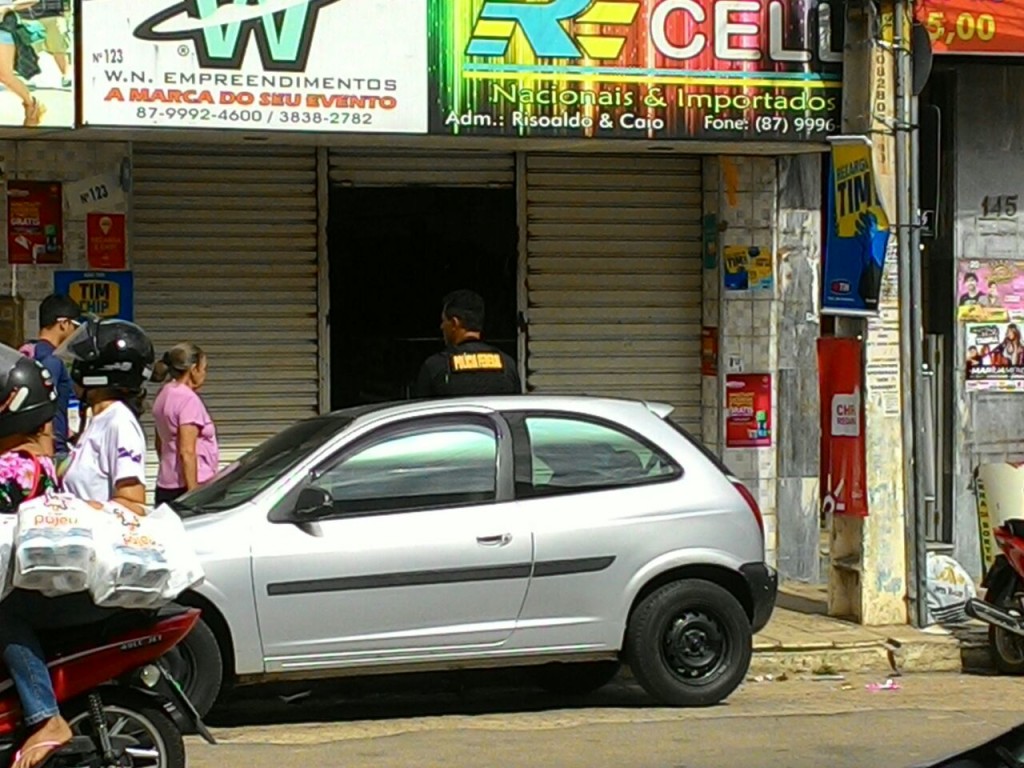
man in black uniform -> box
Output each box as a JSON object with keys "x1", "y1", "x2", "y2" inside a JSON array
[{"x1": 413, "y1": 290, "x2": 521, "y2": 398}]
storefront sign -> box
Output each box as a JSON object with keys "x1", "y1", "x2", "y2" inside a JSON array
[
  {"x1": 818, "y1": 337, "x2": 868, "y2": 517},
  {"x1": 918, "y1": 0, "x2": 1023, "y2": 55},
  {"x1": 7, "y1": 181, "x2": 63, "y2": 265},
  {"x1": 956, "y1": 259, "x2": 1024, "y2": 323},
  {"x1": 429, "y1": 0, "x2": 842, "y2": 141},
  {"x1": 723, "y1": 245, "x2": 773, "y2": 293},
  {"x1": 80, "y1": 0, "x2": 427, "y2": 133},
  {"x1": 54, "y1": 271, "x2": 134, "y2": 321},
  {"x1": 822, "y1": 137, "x2": 892, "y2": 316},
  {"x1": 86, "y1": 213, "x2": 127, "y2": 270},
  {"x1": 701, "y1": 326, "x2": 718, "y2": 377},
  {"x1": 0, "y1": 2, "x2": 75, "y2": 128},
  {"x1": 725, "y1": 373, "x2": 772, "y2": 448}
]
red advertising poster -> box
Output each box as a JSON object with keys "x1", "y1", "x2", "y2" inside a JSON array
[
  {"x1": 7, "y1": 181, "x2": 63, "y2": 265},
  {"x1": 701, "y1": 327, "x2": 718, "y2": 377},
  {"x1": 917, "y1": 0, "x2": 1024, "y2": 56},
  {"x1": 725, "y1": 374, "x2": 772, "y2": 448},
  {"x1": 817, "y1": 337, "x2": 868, "y2": 517},
  {"x1": 86, "y1": 213, "x2": 127, "y2": 270}
]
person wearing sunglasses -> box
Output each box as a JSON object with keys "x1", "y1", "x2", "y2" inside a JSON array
[{"x1": 18, "y1": 294, "x2": 81, "y2": 466}]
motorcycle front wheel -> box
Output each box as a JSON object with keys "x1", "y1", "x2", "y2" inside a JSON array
[{"x1": 66, "y1": 688, "x2": 185, "y2": 768}]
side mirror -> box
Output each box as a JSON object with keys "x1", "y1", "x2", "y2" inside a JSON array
[{"x1": 293, "y1": 487, "x2": 333, "y2": 520}]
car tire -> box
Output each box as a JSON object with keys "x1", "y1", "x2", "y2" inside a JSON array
[
  {"x1": 625, "y1": 579, "x2": 752, "y2": 707},
  {"x1": 532, "y1": 661, "x2": 622, "y2": 696},
  {"x1": 160, "y1": 616, "x2": 224, "y2": 718}
]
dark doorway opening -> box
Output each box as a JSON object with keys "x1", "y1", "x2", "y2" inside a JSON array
[{"x1": 328, "y1": 187, "x2": 518, "y2": 410}]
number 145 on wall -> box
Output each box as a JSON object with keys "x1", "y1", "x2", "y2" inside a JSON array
[{"x1": 981, "y1": 195, "x2": 1019, "y2": 219}]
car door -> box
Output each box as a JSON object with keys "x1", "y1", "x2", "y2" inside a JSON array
[
  {"x1": 503, "y1": 411, "x2": 684, "y2": 651},
  {"x1": 250, "y1": 412, "x2": 533, "y2": 672}
]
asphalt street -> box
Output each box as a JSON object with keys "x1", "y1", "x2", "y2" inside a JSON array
[{"x1": 181, "y1": 671, "x2": 1024, "y2": 768}]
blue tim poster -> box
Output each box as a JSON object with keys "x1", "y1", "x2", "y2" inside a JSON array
[
  {"x1": 54, "y1": 271, "x2": 134, "y2": 322},
  {"x1": 822, "y1": 139, "x2": 892, "y2": 316}
]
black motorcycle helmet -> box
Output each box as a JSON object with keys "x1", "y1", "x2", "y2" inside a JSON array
[
  {"x1": 0, "y1": 344, "x2": 56, "y2": 438},
  {"x1": 58, "y1": 318, "x2": 155, "y2": 393}
]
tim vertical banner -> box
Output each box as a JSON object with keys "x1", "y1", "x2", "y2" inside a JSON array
[
  {"x1": 80, "y1": 0, "x2": 428, "y2": 132},
  {"x1": 429, "y1": 0, "x2": 843, "y2": 141},
  {"x1": 818, "y1": 337, "x2": 868, "y2": 517},
  {"x1": 822, "y1": 136, "x2": 892, "y2": 315}
]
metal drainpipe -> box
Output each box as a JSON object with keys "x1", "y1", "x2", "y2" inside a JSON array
[
  {"x1": 892, "y1": 0, "x2": 922, "y2": 626},
  {"x1": 908, "y1": 57, "x2": 930, "y2": 630}
]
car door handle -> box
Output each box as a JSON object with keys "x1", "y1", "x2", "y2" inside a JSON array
[{"x1": 477, "y1": 533, "x2": 513, "y2": 547}]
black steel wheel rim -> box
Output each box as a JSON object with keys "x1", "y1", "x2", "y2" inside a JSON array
[{"x1": 660, "y1": 609, "x2": 728, "y2": 684}]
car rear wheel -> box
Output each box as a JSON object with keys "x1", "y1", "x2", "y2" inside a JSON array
[
  {"x1": 626, "y1": 579, "x2": 752, "y2": 707},
  {"x1": 532, "y1": 661, "x2": 622, "y2": 696}
]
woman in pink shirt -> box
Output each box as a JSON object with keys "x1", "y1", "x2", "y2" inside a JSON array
[{"x1": 151, "y1": 342, "x2": 219, "y2": 505}]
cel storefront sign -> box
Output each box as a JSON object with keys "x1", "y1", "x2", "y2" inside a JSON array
[
  {"x1": 79, "y1": 0, "x2": 840, "y2": 141},
  {"x1": 80, "y1": 0, "x2": 428, "y2": 132},
  {"x1": 432, "y1": 0, "x2": 843, "y2": 140}
]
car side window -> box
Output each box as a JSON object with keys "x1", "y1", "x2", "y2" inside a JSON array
[
  {"x1": 522, "y1": 416, "x2": 677, "y2": 498},
  {"x1": 313, "y1": 423, "x2": 498, "y2": 515}
]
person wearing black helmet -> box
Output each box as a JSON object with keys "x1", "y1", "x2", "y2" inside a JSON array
[
  {"x1": 0, "y1": 343, "x2": 103, "y2": 768},
  {"x1": 57, "y1": 318, "x2": 154, "y2": 515}
]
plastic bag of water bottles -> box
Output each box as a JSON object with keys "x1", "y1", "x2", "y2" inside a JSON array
[
  {"x1": 89, "y1": 502, "x2": 204, "y2": 609},
  {"x1": 12, "y1": 492, "x2": 100, "y2": 597}
]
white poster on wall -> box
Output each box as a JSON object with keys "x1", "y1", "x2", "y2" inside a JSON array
[{"x1": 79, "y1": 0, "x2": 427, "y2": 133}]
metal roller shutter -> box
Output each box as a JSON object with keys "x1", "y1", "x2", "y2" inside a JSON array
[
  {"x1": 131, "y1": 144, "x2": 320, "y2": 483},
  {"x1": 525, "y1": 154, "x2": 704, "y2": 431},
  {"x1": 328, "y1": 149, "x2": 514, "y2": 187}
]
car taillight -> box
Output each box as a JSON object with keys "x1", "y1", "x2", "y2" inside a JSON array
[{"x1": 731, "y1": 478, "x2": 764, "y2": 535}]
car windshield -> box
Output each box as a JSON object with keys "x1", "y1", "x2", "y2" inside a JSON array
[{"x1": 172, "y1": 415, "x2": 353, "y2": 516}]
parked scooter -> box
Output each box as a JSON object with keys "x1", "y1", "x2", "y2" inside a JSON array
[
  {"x1": 0, "y1": 605, "x2": 214, "y2": 768},
  {"x1": 964, "y1": 519, "x2": 1024, "y2": 673}
]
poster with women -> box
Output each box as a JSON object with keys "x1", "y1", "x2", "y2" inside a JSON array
[
  {"x1": 965, "y1": 320, "x2": 1024, "y2": 391},
  {"x1": 957, "y1": 260, "x2": 1024, "y2": 322},
  {"x1": 0, "y1": 0, "x2": 73, "y2": 127}
]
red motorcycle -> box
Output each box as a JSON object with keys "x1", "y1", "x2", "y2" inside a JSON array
[
  {"x1": 0, "y1": 605, "x2": 214, "y2": 768},
  {"x1": 965, "y1": 519, "x2": 1024, "y2": 674}
]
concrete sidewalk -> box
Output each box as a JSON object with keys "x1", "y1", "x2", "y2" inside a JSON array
[
  {"x1": 750, "y1": 607, "x2": 977, "y2": 676},
  {"x1": 748, "y1": 584, "x2": 993, "y2": 677}
]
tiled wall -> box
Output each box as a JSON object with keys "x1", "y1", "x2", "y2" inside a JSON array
[
  {"x1": 0, "y1": 140, "x2": 129, "y2": 331},
  {"x1": 701, "y1": 154, "x2": 825, "y2": 577},
  {"x1": 703, "y1": 156, "x2": 780, "y2": 567}
]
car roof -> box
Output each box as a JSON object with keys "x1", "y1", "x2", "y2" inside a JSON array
[{"x1": 327, "y1": 395, "x2": 674, "y2": 430}]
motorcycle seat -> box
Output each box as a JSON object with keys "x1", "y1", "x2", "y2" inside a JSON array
[
  {"x1": 1006, "y1": 519, "x2": 1024, "y2": 539},
  {"x1": 42, "y1": 604, "x2": 193, "y2": 658}
]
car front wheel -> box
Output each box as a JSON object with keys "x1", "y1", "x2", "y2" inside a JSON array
[
  {"x1": 160, "y1": 615, "x2": 224, "y2": 718},
  {"x1": 625, "y1": 579, "x2": 752, "y2": 707}
]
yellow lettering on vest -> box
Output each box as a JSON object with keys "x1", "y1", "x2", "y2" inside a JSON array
[{"x1": 451, "y1": 353, "x2": 503, "y2": 372}]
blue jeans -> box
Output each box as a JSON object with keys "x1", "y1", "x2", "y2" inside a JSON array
[{"x1": 0, "y1": 591, "x2": 115, "y2": 726}]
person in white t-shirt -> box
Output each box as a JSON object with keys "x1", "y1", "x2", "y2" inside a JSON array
[{"x1": 56, "y1": 318, "x2": 155, "y2": 514}]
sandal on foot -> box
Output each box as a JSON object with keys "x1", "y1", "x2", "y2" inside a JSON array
[{"x1": 12, "y1": 739, "x2": 66, "y2": 768}]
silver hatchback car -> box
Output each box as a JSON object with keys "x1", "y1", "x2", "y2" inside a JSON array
[{"x1": 165, "y1": 396, "x2": 776, "y2": 716}]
